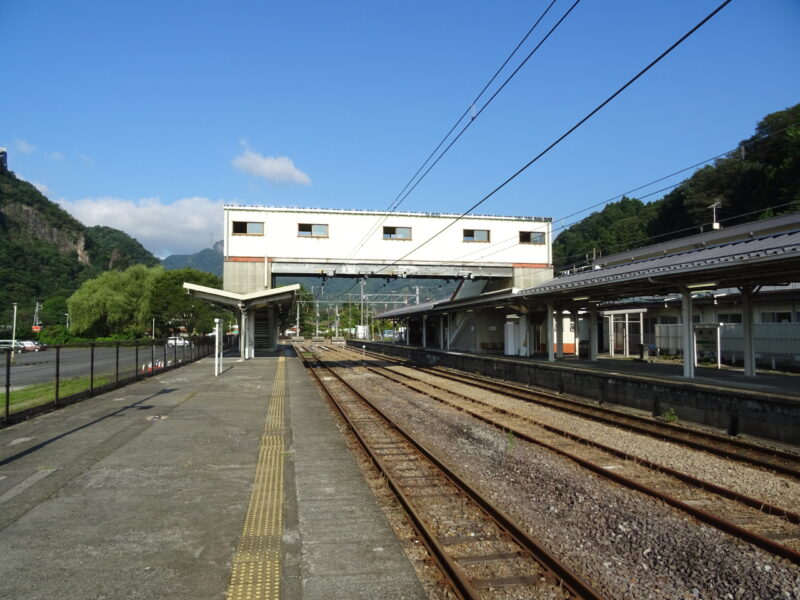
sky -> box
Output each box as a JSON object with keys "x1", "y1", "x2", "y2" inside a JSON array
[{"x1": 1, "y1": 0, "x2": 798, "y2": 258}]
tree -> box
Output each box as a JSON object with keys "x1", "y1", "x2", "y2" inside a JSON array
[
  {"x1": 147, "y1": 268, "x2": 229, "y2": 335},
  {"x1": 67, "y1": 265, "x2": 159, "y2": 337}
]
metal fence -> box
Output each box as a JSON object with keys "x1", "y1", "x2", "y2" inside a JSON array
[
  {"x1": 654, "y1": 323, "x2": 800, "y2": 368},
  {"x1": 2, "y1": 336, "x2": 234, "y2": 425}
]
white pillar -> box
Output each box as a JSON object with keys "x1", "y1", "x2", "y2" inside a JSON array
[
  {"x1": 589, "y1": 309, "x2": 598, "y2": 361},
  {"x1": 742, "y1": 287, "x2": 756, "y2": 377},
  {"x1": 573, "y1": 312, "x2": 580, "y2": 356},
  {"x1": 682, "y1": 290, "x2": 695, "y2": 378},
  {"x1": 446, "y1": 315, "x2": 451, "y2": 351},
  {"x1": 609, "y1": 315, "x2": 615, "y2": 358},
  {"x1": 546, "y1": 302, "x2": 555, "y2": 362},
  {"x1": 624, "y1": 313, "x2": 630, "y2": 357},
  {"x1": 639, "y1": 312, "x2": 644, "y2": 357}
]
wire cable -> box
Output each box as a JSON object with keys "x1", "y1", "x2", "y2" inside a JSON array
[
  {"x1": 343, "y1": 0, "x2": 572, "y2": 261},
  {"x1": 372, "y1": 0, "x2": 733, "y2": 276}
]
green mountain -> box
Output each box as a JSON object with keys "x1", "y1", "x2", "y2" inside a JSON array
[
  {"x1": 161, "y1": 241, "x2": 223, "y2": 277},
  {"x1": 0, "y1": 170, "x2": 159, "y2": 330},
  {"x1": 553, "y1": 103, "x2": 800, "y2": 269}
]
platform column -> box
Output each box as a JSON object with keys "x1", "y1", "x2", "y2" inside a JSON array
[
  {"x1": 681, "y1": 289, "x2": 695, "y2": 378},
  {"x1": 589, "y1": 308, "x2": 598, "y2": 361},
  {"x1": 422, "y1": 315, "x2": 427, "y2": 348},
  {"x1": 546, "y1": 301, "x2": 555, "y2": 362},
  {"x1": 742, "y1": 286, "x2": 756, "y2": 377},
  {"x1": 556, "y1": 310, "x2": 564, "y2": 358},
  {"x1": 623, "y1": 313, "x2": 630, "y2": 357},
  {"x1": 608, "y1": 315, "x2": 615, "y2": 358}
]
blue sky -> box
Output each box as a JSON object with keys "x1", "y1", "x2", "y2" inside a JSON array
[{"x1": 1, "y1": 0, "x2": 798, "y2": 257}]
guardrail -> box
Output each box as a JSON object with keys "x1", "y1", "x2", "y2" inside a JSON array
[{"x1": 2, "y1": 336, "x2": 235, "y2": 426}]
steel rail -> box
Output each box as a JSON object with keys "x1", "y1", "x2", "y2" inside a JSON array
[
  {"x1": 354, "y1": 346, "x2": 800, "y2": 478},
  {"x1": 299, "y1": 348, "x2": 603, "y2": 600},
  {"x1": 325, "y1": 347, "x2": 800, "y2": 566},
  {"x1": 365, "y1": 360, "x2": 800, "y2": 524}
]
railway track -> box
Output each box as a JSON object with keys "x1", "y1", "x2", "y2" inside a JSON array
[
  {"x1": 315, "y1": 344, "x2": 800, "y2": 565},
  {"x1": 297, "y1": 346, "x2": 603, "y2": 600},
  {"x1": 356, "y1": 345, "x2": 800, "y2": 479}
]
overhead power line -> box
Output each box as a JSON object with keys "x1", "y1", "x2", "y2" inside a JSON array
[
  {"x1": 343, "y1": 0, "x2": 574, "y2": 262},
  {"x1": 371, "y1": 0, "x2": 733, "y2": 277}
]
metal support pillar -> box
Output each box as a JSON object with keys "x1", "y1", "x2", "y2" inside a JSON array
[
  {"x1": 546, "y1": 302, "x2": 555, "y2": 363},
  {"x1": 422, "y1": 315, "x2": 427, "y2": 348},
  {"x1": 589, "y1": 309, "x2": 598, "y2": 361},
  {"x1": 681, "y1": 289, "x2": 695, "y2": 378},
  {"x1": 742, "y1": 287, "x2": 756, "y2": 377},
  {"x1": 624, "y1": 313, "x2": 630, "y2": 357},
  {"x1": 608, "y1": 315, "x2": 615, "y2": 358},
  {"x1": 573, "y1": 312, "x2": 579, "y2": 356},
  {"x1": 555, "y1": 310, "x2": 564, "y2": 358}
]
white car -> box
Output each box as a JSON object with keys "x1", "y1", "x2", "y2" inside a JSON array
[{"x1": 166, "y1": 336, "x2": 190, "y2": 347}]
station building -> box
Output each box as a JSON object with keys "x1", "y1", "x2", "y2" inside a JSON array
[{"x1": 188, "y1": 205, "x2": 554, "y2": 357}]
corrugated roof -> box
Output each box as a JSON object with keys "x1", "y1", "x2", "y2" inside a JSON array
[
  {"x1": 596, "y1": 212, "x2": 800, "y2": 267},
  {"x1": 522, "y1": 228, "x2": 800, "y2": 296}
]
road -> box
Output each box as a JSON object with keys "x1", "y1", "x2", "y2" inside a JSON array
[{"x1": 1, "y1": 344, "x2": 197, "y2": 389}]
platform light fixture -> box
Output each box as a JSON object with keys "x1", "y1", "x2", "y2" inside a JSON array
[
  {"x1": 686, "y1": 281, "x2": 718, "y2": 290},
  {"x1": 572, "y1": 296, "x2": 590, "y2": 301}
]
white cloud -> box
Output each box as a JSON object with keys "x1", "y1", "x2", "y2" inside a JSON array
[
  {"x1": 47, "y1": 151, "x2": 65, "y2": 161},
  {"x1": 57, "y1": 196, "x2": 224, "y2": 258},
  {"x1": 231, "y1": 144, "x2": 311, "y2": 185},
  {"x1": 15, "y1": 139, "x2": 36, "y2": 154},
  {"x1": 31, "y1": 181, "x2": 50, "y2": 196}
]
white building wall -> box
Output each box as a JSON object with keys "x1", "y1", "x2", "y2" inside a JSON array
[{"x1": 224, "y1": 206, "x2": 551, "y2": 269}]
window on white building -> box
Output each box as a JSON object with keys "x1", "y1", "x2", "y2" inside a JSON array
[
  {"x1": 717, "y1": 313, "x2": 742, "y2": 323},
  {"x1": 383, "y1": 226, "x2": 411, "y2": 240},
  {"x1": 232, "y1": 221, "x2": 264, "y2": 235},
  {"x1": 519, "y1": 231, "x2": 545, "y2": 244},
  {"x1": 463, "y1": 229, "x2": 490, "y2": 242},
  {"x1": 761, "y1": 311, "x2": 792, "y2": 323},
  {"x1": 298, "y1": 223, "x2": 329, "y2": 237}
]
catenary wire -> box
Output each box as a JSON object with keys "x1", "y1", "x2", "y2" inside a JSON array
[
  {"x1": 343, "y1": 0, "x2": 573, "y2": 262},
  {"x1": 368, "y1": 0, "x2": 733, "y2": 278}
]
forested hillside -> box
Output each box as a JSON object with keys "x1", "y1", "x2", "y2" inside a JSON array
[
  {"x1": 0, "y1": 171, "x2": 159, "y2": 329},
  {"x1": 553, "y1": 103, "x2": 800, "y2": 269},
  {"x1": 162, "y1": 241, "x2": 223, "y2": 276}
]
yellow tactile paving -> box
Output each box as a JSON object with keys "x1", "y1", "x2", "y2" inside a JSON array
[{"x1": 226, "y1": 357, "x2": 286, "y2": 600}]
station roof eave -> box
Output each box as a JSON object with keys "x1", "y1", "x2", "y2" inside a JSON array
[
  {"x1": 377, "y1": 288, "x2": 519, "y2": 320},
  {"x1": 519, "y1": 228, "x2": 800, "y2": 303},
  {"x1": 183, "y1": 282, "x2": 301, "y2": 311}
]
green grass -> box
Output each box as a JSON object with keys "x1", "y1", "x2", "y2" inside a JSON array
[{"x1": 5, "y1": 374, "x2": 112, "y2": 414}]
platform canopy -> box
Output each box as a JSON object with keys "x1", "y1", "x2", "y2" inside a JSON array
[{"x1": 183, "y1": 282, "x2": 300, "y2": 310}]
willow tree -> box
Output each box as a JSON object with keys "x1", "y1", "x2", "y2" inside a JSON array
[{"x1": 67, "y1": 264, "x2": 159, "y2": 337}]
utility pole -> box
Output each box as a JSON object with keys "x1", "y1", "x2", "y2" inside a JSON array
[{"x1": 11, "y1": 303, "x2": 18, "y2": 358}]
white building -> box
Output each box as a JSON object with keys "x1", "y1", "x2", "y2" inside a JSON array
[{"x1": 223, "y1": 206, "x2": 554, "y2": 293}]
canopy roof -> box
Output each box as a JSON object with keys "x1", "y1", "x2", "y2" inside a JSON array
[{"x1": 183, "y1": 283, "x2": 300, "y2": 310}]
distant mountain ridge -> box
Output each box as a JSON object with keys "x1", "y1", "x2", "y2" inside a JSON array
[
  {"x1": 0, "y1": 169, "x2": 159, "y2": 326},
  {"x1": 161, "y1": 240, "x2": 223, "y2": 277}
]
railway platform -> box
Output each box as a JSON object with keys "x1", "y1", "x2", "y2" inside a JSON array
[{"x1": 0, "y1": 347, "x2": 425, "y2": 600}]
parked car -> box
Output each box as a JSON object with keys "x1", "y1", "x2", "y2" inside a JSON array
[
  {"x1": 166, "y1": 336, "x2": 190, "y2": 347},
  {"x1": 0, "y1": 340, "x2": 25, "y2": 352}
]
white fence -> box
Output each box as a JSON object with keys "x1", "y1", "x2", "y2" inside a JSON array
[{"x1": 655, "y1": 323, "x2": 800, "y2": 367}]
